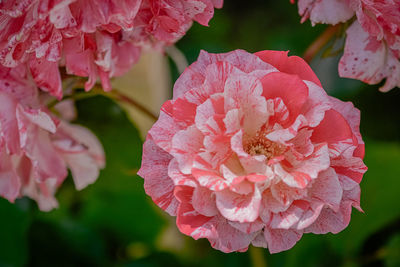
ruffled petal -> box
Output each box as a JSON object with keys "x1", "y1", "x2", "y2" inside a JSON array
[{"x1": 138, "y1": 138, "x2": 179, "y2": 216}]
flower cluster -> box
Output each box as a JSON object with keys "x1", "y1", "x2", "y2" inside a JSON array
[
  {"x1": 0, "y1": 65, "x2": 105, "y2": 211},
  {"x1": 0, "y1": 0, "x2": 222, "y2": 210},
  {"x1": 293, "y1": 0, "x2": 400, "y2": 92},
  {"x1": 0, "y1": 0, "x2": 223, "y2": 97},
  {"x1": 138, "y1": 49, "x2": 367, "y2": 253}
]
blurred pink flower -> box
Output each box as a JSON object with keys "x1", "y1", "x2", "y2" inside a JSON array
[
  {"x1": 0, "y1": 0, "x2": 223, "y2": 96},
  {"x1": 138, "y1": 49, "x2": 367, "y2": 253},
  {"x1": 294, "y1": 0, "x2": 354, "y2": 25},
  {"x1": 293, "y1": 0, "x2": 400, "y2": 91},
  {"x1": 0, "y1": 65, "x2": 105, "y2": 211},
  {"x1": 339, "y1": 1, "x2": 400, "y2": 92}
]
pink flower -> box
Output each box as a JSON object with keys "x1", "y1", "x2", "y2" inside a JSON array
[
  {"x1": 293, "y1": 0, "x2": 400, "y2": 91},
  {"x1": 131, "y1": 0, "x2": 223, "y2": 45},
  {"x1": 294, "y1": 0, "x2": 354, "y2": 25},
  {"x1": 339, "y1": 1, "x2": 400, "y2": 92},
  {"x1": 0, "y1": 0, "x2": 223, "y2": 96},
  {"x1": 138, "y1": 49, "x2": 367, "y2": 253},
  {"x1": 0, "y1": 65, "x2": 105, "y2": 211}
]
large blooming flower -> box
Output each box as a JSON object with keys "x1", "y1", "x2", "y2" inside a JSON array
[
  {"x1": 0, "y1": 0, "x2": 223, "y2": 97},
  {"x1": 138, "y1": 49, "x2": 367, "y2": 253},
  {"x1": 293, "y1": 0, "x2": 400, "y2": 91},
  {"x1": 0, "y1": 65, "x2": 105, "y2": 211}
]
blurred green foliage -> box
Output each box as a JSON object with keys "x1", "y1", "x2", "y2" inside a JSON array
[{"x1": 1, "y1": 0, "x2": 399, "y2": 266}]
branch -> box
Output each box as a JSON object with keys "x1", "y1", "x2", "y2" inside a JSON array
[
  {"x1": 48, "y1": 80, "x2": 159, "y2": 121},
  {"x1": 303, "y1": 25, "x2": 340, "y2": 63},
  {"x1": 108, "y1": 90, "x2": 159, "y2": 121},
  {"x1": 165, "y1": 45, "x2": 188, "y2": 74},
  {"x1": 249, "y1": 246, "x2": 268, "y2": 267}
]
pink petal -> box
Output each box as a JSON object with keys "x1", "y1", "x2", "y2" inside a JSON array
[
  {"x1": 261, "y1": 189, "x2": 289, "y2": 215},
  {"x1": 62, "y1": 152, "x2": 101, "y2": 190},
  {"x1": 192, "y1": 166, "x2": 228, "y2": 191},
  {"x1": 332, "y1": 156, "x2": 367, "y2": 184},
  {"x1": 49, "y1": 2, "x2": 77, "y2": 29},
  {"x1": 231, "y1": 130, "x2": 269, "y2": 174},
  {"x1": 261, "y1": 72, "x2": 309, "y2": 126},
  {"x1": 224, "y1": 74, "x2": 269, "y2": 136},
  {"x1": 0, "y1": 92, "x2": 20, "y2": 154},
  {"x1": 171, "y1": 125, "x2": 204, "y2": 174},
  {"x1": 270, "y1": 203, "x2": 305, "y2": 229},
  {"x1": 211, "y1": 0, "x2": 223, "y2": 8},
  {"x1": 329, "y1": 97, "x2": 365, "y2": 158},
  {"x1": 192, "y1": 186, "x2": 219, "y2": 217},
  {"x1": 277, "y1": 144, "x2": 330, "y2": 188},
  {"x1": 296, "y1": 0, "x2": 354, "y2": 25},
  {"x1": 305, "y1": 200, "x2": 353, "y2": 234},
  {"x1": 18, "y1": 107, "x2": 57, "y2": 134},
  {"x1": 173, "y1": 49, "x2": 276, "y2": 99},
  {"x1": 215, "y1": 187, "x2": 262, "y2": 223},
  {"x1": 255, "y1": 50, "x2": 322, "y2": 86},
  {"x1": 228, "y1": 219, "x2": 265, "y2": 234},
  {"x1": 148, "y1": 102, "x2": 185, "y2": 152},
  {"x1": 208, "y1": 218, "x2": 255, "y2": 253},
  {"x1": 29, "y1": 58, "x2": 63, "y2": 99},
  {"x1": 270, "y1": 182, "x2": 307, "y2": 209},
  {"x1": 0, "y1": 149, "x2": 20, "y2": 202},
  {"x1": 52, "y1": 121, "x2": 104, "y2": 191},
  {"x1": 296, "y1": 201, "x2": 324, "y2": 229},
  {"x1": 138, "y1": 138, "x2": 179, "y2": 216},
  {"x1": 264, "y1": 228, "x2": 303, "y2": 254},
  {"x1": 184, "y1": 0, "x2": 215, "y2": 26},
  {"x1": 310, "y1": 168, "x2": 343, "y2": 211},
  {"x1": 251, "y1": 232, "x2": 268, "y2": 248},
  {"x1": 339, "y1": 21, "x2": 400, "y2": 92},
  {"x1": 22, "y1": 176, "x2": 60, "y2": 212},
  {"x1": 176, "y1": 187, "x2": 217, "y2": 239},
  {"x1": 311, "y1": 109, "x2": 354, "y2": 145},
  {"x1": 300, "y1": 80, "x2": 332, "y2": 128},
  {"x1": 56, "y1": 121, "x2": 105, "y2": 167},
  {"x1": 168, "y1": 158, "x2": 197, "y2": 187},
  {"x1": 64, "y1": 36, "x2": 98, "y2": 91}
]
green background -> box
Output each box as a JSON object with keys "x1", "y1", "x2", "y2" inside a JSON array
[{"x1": 1, "y1": 0, "x2": 399, "y2": 266}]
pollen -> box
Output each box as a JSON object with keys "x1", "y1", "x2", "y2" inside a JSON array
[{"x1": 244, "y1": 131, "x2": 285, "y2": 159}]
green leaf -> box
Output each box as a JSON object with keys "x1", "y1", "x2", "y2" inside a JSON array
[
  {"x1": 74, "y1": 96, "x2": 166, "y2": 245},
  {"x1": 26, "y1": 95, "x2": 166, "y2": 265},
  {"x1": 326, "y1": 141, "x2": 400, "y2": 258},
  {"x1": 27, "y1": 219, "x2": 106, "y2": 266},
  {"x1": 0, "y1": 198, "x2": 31, "y2": 267},
  {"x1": 385, "y1": 233, "x2": 400, "y2": 267}
]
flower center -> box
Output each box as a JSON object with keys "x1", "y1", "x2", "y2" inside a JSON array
[{"x1": 244, "y1": 133, "x2": 285, "y2": 160}]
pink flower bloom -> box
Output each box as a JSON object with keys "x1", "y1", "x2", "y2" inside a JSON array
[
  {"x1": 339, "y1": 0, "x2": 400, "y2": 92},
  {"x1": 138, "y1": 49, "x2": 367, "y2": 253},
  {"x1": 0, "y1": 65, "x2": 105, "y2": 211},
  {"x1": 131, "y1": 0, "x2": 223, "y2": 45},
  {"x1": 293, "y1": 0, "x2": 400, "y2": 91},
  {"x1": 0, "y1": 0, "x2": 223, "y2": 96},
  {"x1": 294, "y1": 0, "x2": 354, "y2": 25},
  {"x1": 339, "y1": 21, "x2": 400, "y2": 92}
]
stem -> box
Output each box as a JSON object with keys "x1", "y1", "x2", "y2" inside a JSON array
[
  {"x1": 303, "y1": 25, "x2": 340, "y2": 63},
  {"x1": 47, "y1": 90, "x2": 99, "y2": 109},
  {"x1": 48, "y1": 80, "x2": 159, "y2": 121},
  {"x1": 249, "y1": 246, "x2": 267, "y2": 267},
  {"x1": 165, "y1": 45, "x2": 188, "y2": 74},
  {"x1": 109, "y1": 90, "x2": 158, "y2": 121}
]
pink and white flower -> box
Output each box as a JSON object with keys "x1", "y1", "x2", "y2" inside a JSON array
[
  {"x1": 293, "y1": 0, "x2": 400, "y2": 91},
  {"x1": 138, "y1": 49, "x2": 367, "y2": 253},
  {"x1": 0, "y1": 0, "x2": 223, "y2": 96},
  {"x1": 0, "y1": 65, "x2": 105, "y2": 211}
]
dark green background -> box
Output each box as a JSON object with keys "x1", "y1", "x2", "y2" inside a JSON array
[{"x1": 1, "y1": 0, "x2": 399, "y2": 266}]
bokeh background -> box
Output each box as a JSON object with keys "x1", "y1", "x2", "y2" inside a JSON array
[{"x1": 1, "y1": 0, "x2": 399, "y2": 266}]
